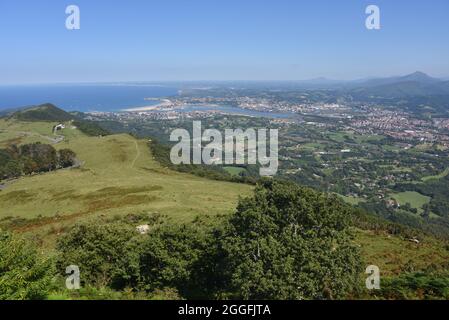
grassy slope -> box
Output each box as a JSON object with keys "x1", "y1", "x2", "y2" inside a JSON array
[
  {"x1": 1, "y1": 119, "x2": 448, "y2": 273},
  {"x1": 0, "y1": 119, "x2": 252, "y2": 246},
  {"x1": 356, "y1": 229, "x2": 449, "y2": 276}
]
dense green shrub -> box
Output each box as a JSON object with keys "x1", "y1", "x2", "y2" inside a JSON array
[
  {"x1": 55, "y1": 218, "x2": 213, "y2": 298},
  {"x1": 0, "y1": 230, "x2": 53, "y2": 300},
  {"x1": 132, "y1": 224, "x2": 212, "y2": 298},
  {"x1": 55, "y1": 181, "x2": 363, "y2": 299},
  {"x1": 57, "y1": 148, "x2": 77, "y2": 168},
  {"x1": 373, "y1": 272, "x2": 449, "y2": 300},
  {"x1": 56, "y1": 223, "x2": 137, "y2": 288},
  {"x1": 20, "y1": 143, "x2": 57, "y2": 174},
  {"x1": 216, "y1": 179, "x2": 362, "y2": 299}
]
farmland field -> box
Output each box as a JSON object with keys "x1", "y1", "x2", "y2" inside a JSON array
[{"x1": 391, "y1": 191, "x2": 431, "y2": 214}]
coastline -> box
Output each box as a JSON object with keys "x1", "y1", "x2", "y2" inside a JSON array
[{"x1": 121, "y1": 98, "x2": 172, "y2": 112}]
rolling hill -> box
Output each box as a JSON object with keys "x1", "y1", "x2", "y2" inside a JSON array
[
  {"x1": 0, "y1": 118, "x2": 252, "y2": 248},
  {"x1": 4, "y1": 103, "x2": 110, "y2": 137},
  {"x1": 348, "y1": 72, "x2": 449, "y2": 99},
  {"x1": 9, "y1": 103, "x2": 74, "y2": 122},
  {"x1": 0, "y1": 117, "x2": 448, "y2": 280},
  {"x1": 354, "y1": 71, "x2": 441, "y2": 88}
]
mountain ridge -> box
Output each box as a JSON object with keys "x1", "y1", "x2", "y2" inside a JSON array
[
  {"x1": 344, "y1": 72, "x2": 449, "y2": 99},
  {"x1": 8, "y1": 103, "x2": 74, "y2": 122}
]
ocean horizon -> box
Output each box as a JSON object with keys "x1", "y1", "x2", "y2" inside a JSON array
[
  {"x1": 0, "y1": 83, "x2": 179, "y2": 112},
  {"x1": 0, "y1": 83, "x2": 299, "y2": 119}
]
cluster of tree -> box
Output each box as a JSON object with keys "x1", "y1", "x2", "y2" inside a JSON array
[
  {"x1": 72, "y1": 120, "x2": 110, "y2": 137},
  {"x1": 51, "y1": 180, "x2": 362, "y2": 300},
  {"x1": 0, "y1": 143, "x2": 77, "y2": 180},
  {"x1": 389, "y1": 177, "x2": 449, "y2": 238},
  {"x1": 357, "y1": 199, "x2": 449, "y2": 239},
  {"x1": 397, "y1": 176, "x2": 449, "y2": 219},
  {"x1": 149, "y1": 139, "x2": 258, "y2": 184},
  {"x1": 350, "y1": 205, "x2": 434, "y2": 240}
]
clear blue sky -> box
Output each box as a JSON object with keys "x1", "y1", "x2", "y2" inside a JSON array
[{"x1": 0, "y1": 0, "x2": 448, "y2": 84}]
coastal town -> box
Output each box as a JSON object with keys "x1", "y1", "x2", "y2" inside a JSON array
[
  {"x1": 86, "y1": 93, "x2": 449, "y2": 148},
  {"x1": 77, "y1": 84, "x2": 449, "y2": 227}
]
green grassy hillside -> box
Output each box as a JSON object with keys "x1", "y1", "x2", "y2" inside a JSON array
[
  {"x1": 0, "y1": 119, "x2": 252, "y2": 247},
  {"x1": 10, "y1": 103, "x2": 74, "y2": 122},
  {"x1": 0, "y1": 118, "x2": 81, "y2": 148},
  {"x1": 0, "y1": 119, "x2": 448, "y2": 286},
  {"x1": 356, "y1": 229, "x2": 449, "y2": 276}
]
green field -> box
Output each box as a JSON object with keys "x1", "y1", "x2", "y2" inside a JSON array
[
  {"x1": 390, "y1": 191, "x2": 431, "y2": 214},
  {"x1": 0, "y1": 120, "x2": 252, "y2": 246}
]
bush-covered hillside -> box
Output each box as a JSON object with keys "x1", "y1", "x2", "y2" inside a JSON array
[
  {"x1": 10, "y1": 103, "x2": 73, "y2": 122},
  {"x1": 2, "y1": 180, "x2": 363, "y2": 300}
]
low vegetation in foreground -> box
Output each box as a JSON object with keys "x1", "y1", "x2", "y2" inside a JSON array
[
  {"x1": 2, "y1": 179, "x2": 448, "y2": 300},
  {"x1": 2, "y1": 180, "x2": 363, "y2": 299}
]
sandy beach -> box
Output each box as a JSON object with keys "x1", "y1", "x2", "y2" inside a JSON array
[{"x1": 121, "y1": 98, "x2": 172, "y2": 112}]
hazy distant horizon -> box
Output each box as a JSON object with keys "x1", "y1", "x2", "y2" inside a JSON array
[
  {"x1": 1, "y1": 0, "x2": 448, "y2": 84},
  {"x1": 1, "y1": 70, "x2": 448, "y2": 86}
]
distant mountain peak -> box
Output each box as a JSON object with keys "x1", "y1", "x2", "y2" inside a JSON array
[
  {"x1": 410, "y1": 71, "x2": 427, "y2": 76},
  {"x1": 400, "y1": 71, "x2": 439, "y2": 83}
]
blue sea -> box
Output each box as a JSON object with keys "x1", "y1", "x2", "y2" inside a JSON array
[
  {"x1": 0, "y1": 83, "x2": 179, "y2": 112},
  {"x1": 0, "y1": 83, "x2": 297, "y2": 119}
]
